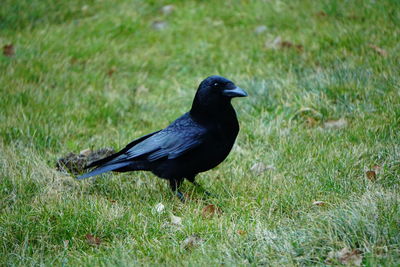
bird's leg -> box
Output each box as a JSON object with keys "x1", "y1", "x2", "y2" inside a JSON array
[
  {"x1": 169, "y1": 179, "x2": 185, "y2": 202},
  {"x1": 186, "y1": 176, "x2": 213, "y2": 197}
]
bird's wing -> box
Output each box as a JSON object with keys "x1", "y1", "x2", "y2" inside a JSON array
[
  {"x1": 128, "y1": 127, "x2": 206, "y2": 161},
  {"x1": 85, "y1": 130, "x2": 162, "y2": 168},
  {"x1": 111, "y1": 118, "x2": 207, "y2": 163}
]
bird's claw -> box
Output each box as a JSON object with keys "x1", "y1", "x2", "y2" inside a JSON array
[{"x1": 176, "y1": 191, "x2": 186, "y2": 202}]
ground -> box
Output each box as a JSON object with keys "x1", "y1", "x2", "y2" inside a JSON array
[{"x1": 0, "y1": 0, "x2": 399, "y2": 266}]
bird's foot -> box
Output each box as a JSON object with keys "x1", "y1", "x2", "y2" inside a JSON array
[
  {"x1": 191, "y1": 181, "x2": 217, "y2": 198},
  {"x1": 175, "y1": 191, "x2": 186, "y2": 202}
]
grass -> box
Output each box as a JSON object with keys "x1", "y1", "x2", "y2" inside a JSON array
[{"x1": 1, "y1": 0, "x2": 399, "y2": 265}]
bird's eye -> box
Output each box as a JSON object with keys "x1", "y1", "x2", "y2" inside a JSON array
[{"x1": 213, "y1": 82, "x2": 219, "y2": 87}]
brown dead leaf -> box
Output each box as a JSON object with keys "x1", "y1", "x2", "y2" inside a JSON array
[
  {"x1": 365, "y1": 170, "x2": 376, "y2": 181},
  {"x1": 369, "y1": 44, "x2": 387, "y2": 57},
  {"x1": 107, "y1": 66, "x2": 117, "y2": 77},
  {"x1": 85, "y1": 234, "x2": 101, "y2": 246},
  {"x1": 279, "y1": 40, "x2": 293, "y2": 48},
  {"x1": 202, "y1": 204, "x2": 222, "y2": 219},
  {"x1": 265, "y1": 37, "x2": 303, "y2": 52},
  {"x1": 306, "y1": 117, "x2": 318, "y2": 127},
  {"x1": 315, "y1": 11, "x2": 327, "y2": 17},
  {"x1": 327, "y1": 248, "x2": 362, "y2": 266},
  {"x1": 294, "y1": 44, "x2": 304, "y2": 52},
  {"x1": 70, "y1": 57, "x2": 79, "y2": 64},
  {"x1": 3, "y1": 44, "x2": 15, "y2": 57},
  {"x1": 181, "y1": 234, "x2": 203, "y2": 250},
  {"x1": 313, "y1": 201, "x2": 326, "y2": 206},
  {"x1": 324, "y1": 118, "x2": 347, "y2": 129},
  {"x1": 237, "y1": 230, "x2": 247, "y2": 236}
]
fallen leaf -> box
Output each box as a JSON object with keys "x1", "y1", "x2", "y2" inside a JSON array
[
  {"x1": 237, "y1": 230, "x2": 247, "y2": 235},
  {"x1": 254, "y1": 25, "x2": 267, "y2": 34},
  {"x1": 3, "y1": 44, "x2": 15, "y2": 57},
  {"x1": 170, "y1": 214, "x2": 182, "y2": 226},
  {"x1": 278, "y1": 41, "x2": 303, "y2": 52},
  {"x1": 306, "y1": 117, "x2": 318, "y2": 127},
  {"x1": 181, "y1": 234, "x2": 203, "y2": 250},
  {"x1": 154, "y1": 203, "x2": 165, "y2": 213},
  {"x1": 152, "y1": 20, "x2": 168, "y2": 30},
  {"x1": 211, "y1": 20, "x2": 224, "y2": 26},
  {"x1": 202, "y1": 204, "x2": 222, "y2": 219},
  {"x1": 265, "y1": 37, "x2": 303, "y2": 52},
  {"x1": 63, "y1": 240, "x2": 69, "y2": 248},
  {"x1": 107, "y1": 66, "x2": 117, "y2": 77},
  {"x1": 79, "y1": 148, "x2": 92, "y2": 156},
  {"x1": 369, "y1": 44, "x2": 387, "y2": 57},
  {"x1": 250, "y1": 163, "x2": 275, "y2": 174},
  {"x1": 280, "y1": 40, "x2": 294, "y2": 48},
  {"x1": 313, "y1": 201, "x2": 326, "y2": 206},
  {"x1": 85, "y1": 234, "x2": 101, "y2": 246},
  {"x1": 315, "y1": 11, "x2": 327, "y2": 17},
  {"x1": 326, "y1": 248, "x2": 362, "y2": 266},
  {"x1": 372, "y1": 165, "x2": 382, "y2": 175},
  {"x1": 136, "y1": 85, "x2": 149, "y2": 95},
  {"x1": 324, "y1": 118, "x2": 347, "y2": 129},
  {"x1": 365, "y1": 170, "x2": 376, "y2": 181},
  {"x1": 70, "y1": 57, "x2": 79, "y2": 64},
  {"x1": 161, "y1": 5, "x2": 175, "y2": 15},
  {"x1": 265, "y1": 36, "x2": 282, "y2": 49},
  {"x1": 294, "y1": 44, "x2": 304, "y2": 52}
]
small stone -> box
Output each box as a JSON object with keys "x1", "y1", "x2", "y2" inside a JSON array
[
  {"x1": 324, "y1": 118, "x2": 348, "y2": 129},
  {"x1": 181, "y1": 234, "x2": 203, "y2": 250},
  {"x1": 254, "y1": 25, "x2": 267, "y2": 34},
  {"x1": 161, "y1": 5, "x2": 175, "y2": 15},
  {"x1": 136, "y1": 85, "x2": 149, "y2": 95},
  {"x1": 154, "y1": 203, "x2": 165, "y2": 213},
  {"x1": 250, "y1": 163, "x2": 275, "y2": 174},
  {"x1": 152, "y1": 20, "x2": 168, "y2": 30},
  {"x1": 170, "y1": 214, "x2": 182, "y2": 226}
]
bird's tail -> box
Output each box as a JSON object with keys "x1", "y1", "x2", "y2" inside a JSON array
[{"x1": 77, "y1": 162, "x2": 131, "y2": 180}]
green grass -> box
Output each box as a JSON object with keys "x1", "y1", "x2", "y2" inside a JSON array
[{"x1": 1, "y1": 0, "x2": 399, "y2": 265}]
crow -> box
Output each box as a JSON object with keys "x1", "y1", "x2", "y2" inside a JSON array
[{"x1": 78, "y1": 75, "x2": 247, "y2": 201}]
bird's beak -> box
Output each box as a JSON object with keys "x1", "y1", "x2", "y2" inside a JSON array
[{"x1": 222, "y1": 86, "x2": 248, "y2": 98}]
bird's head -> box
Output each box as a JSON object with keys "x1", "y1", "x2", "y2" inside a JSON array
[{"x1": 191, "y1": 76, "x2": 247, "y2": 116}]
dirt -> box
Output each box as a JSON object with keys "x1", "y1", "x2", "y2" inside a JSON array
[{"x1": 56, "y1": 148, "x2": 115, "y2": 175}]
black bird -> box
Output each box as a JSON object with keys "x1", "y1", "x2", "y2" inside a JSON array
[{"x1": 78, "y1": 75, "x2": 247, "y2": 201}]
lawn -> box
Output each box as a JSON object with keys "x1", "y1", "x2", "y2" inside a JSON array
[{"x1": 1, "y1": 0, "x2": 399, "y2": 265}]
